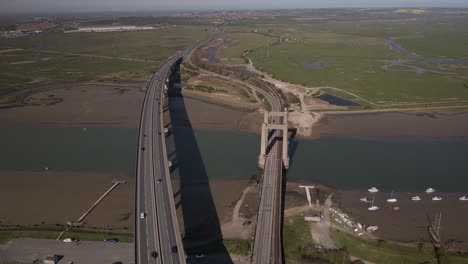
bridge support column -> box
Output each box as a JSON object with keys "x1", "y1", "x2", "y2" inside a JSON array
[
  {"x1": 258, "y1": 111, "x2": 290, "y2": 170},
  {"x1": 282, "y1": 112, "x2": 289, "y2": 169},
  {"x1": 258, "y1": 122, "x2": 267, "y2": 169}
]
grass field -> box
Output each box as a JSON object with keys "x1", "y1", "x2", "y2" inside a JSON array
[
  {"x1": 397, "y1": 35, "x2": 468, "y2": 60},
  {"x1": 333, "y1": 229, "x2": 468, "y2": 264},
  {"x1": 333, "y1": 230, "x2": 437, "y2": 263},
  {"x1": 220, "y1": 32, "x2": 277, "y2": 65},
  {"x1": 0, "y1": 26, "x2": 209, "y2": 94},
  {"x1": 283, "y1": 215, "x2": 313, "y2": 260},
  {"x1": 219, "y1": 11, "x2": 468, "y2": 105}
]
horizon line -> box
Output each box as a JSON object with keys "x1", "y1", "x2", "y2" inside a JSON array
[{"x1": 1, "y1": 6, "x2": 468, "y2": 16}]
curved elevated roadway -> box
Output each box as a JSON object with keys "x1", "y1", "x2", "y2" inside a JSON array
[{"x1": 135, "y1": 31, "x2": 220, "y2": 264}]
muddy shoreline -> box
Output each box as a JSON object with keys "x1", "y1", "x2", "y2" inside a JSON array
[
  {"x1": 2, "y1": 83, "x2": 468, "y2": 247},
  {"x1": 1, "y1": 83, "x2": 468, "y2": 140}
]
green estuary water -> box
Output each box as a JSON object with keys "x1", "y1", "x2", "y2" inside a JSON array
[{"x1": 1, "y1": 126, "x2": 467, "y2": 192}]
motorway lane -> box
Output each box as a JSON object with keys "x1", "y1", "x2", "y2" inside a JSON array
[
  {"x1": 135, "y1": 31, "x2": 224, "y2": 264},
  {"x1": 153, "y1": 77, "x2": 181, "y2": 264}
]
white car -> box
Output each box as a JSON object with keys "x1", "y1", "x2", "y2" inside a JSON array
[{"x1": 140, "y1": 212, "x2": 146, "y2": 219}]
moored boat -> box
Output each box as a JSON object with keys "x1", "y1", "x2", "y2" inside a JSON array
[
  {"x1": 386, "y1": 190, "x2": 397, "y2": 203},
  {"x1": 360, "y1": 197, "x2": 371, "y2": 203},
  {"x1": 426, "y1": 188, "x2": 435, "y2": 193},
  {"x1": 411, "y1": 196, "x2": 422, "y2": 201},
  {"x1": 459, "y1": 196, "x2": 468, "y2": 201},
  {"x1": 368, "y1": 196, "x2": 379, "y2": 211},
  {"x1": 432, "y1": 196, "x2": 442, "y2": 201},
  {"x1": 368, "y1": 187, "x2": 379, "y2": 193}
]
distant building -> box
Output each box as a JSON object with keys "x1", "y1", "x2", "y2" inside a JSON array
[
  {"x1": 304, "y1": 211, "x2": 323, "y2": 222},
  {"x1": 65, "y1": 26, "x2": 155, "y2": 33}
]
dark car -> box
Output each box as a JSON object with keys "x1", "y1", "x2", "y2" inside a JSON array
[
  {"x1": 151, "y1": 251, "x2": 158, "y2": 259},
  {"x1": 103, "y1": 238, "x2": 119, "y2": 243},
  {"x1": 171, "y1": 246, "x2": 178, "y2": 254}
]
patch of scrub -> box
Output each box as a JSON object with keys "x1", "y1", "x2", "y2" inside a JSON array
[
  {"x1": 385, "y1": 38, "x2": 468, "y2": 64},
  {"x1": 302, "y1": 60, "x2": 329, "y2": 69},
  {"x1": 316, "y1": 93, "x2": 360, "y2": 107},
  {"x1": 227, "y1": 65, "x2": 249, "y2": 73}
]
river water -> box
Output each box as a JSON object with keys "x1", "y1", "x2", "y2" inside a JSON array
[{"x1": 1, "y1": 126, "x2": 467, "y2": 192}]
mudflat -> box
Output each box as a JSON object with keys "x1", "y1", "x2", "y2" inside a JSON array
[
  {"x1": 0, "y1": 84, "x2": 144, "y2": 126},
  {"x1": 335, "y1": 190, "x2": 468, "y2": 250},
  {"x1": 0, "y1": 171, "x2": 252, "y2": 240},
  {"x1": 0, "y1": 171, "x2": 134, "y2": 231},
  {"x1": 315, "y1": 111, "x2": 468, "y2": 140}
]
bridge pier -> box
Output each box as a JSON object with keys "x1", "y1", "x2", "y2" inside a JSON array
[{"x1": 258, "y1": 111, "x2": 289, "y2": 169}]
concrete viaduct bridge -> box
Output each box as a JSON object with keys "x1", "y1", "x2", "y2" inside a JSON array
[{"x1": 135, "y1": 31, "x2": 288, "y2": 264}]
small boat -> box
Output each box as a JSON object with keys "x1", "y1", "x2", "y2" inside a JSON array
[
  {"x1": 357, "y1": 223, "x2": 363, "y2": 230},
  {"x1": 386, "y1": 191, "x2": 397, "y2": 203},
  {"x1": 360, "y1": 197, "x2": 371, "y2": 203},
  {"x1": 432, "y1": 196, "x2": 442, "y2": 201},
  {"x1": 426, "y1": 188, "x2": 435, "y2": 193},
  {"x1": 459, "y1": 196, "x2": 468, "y2": 201},
  {"x1": 366, "y1": 225, "x2": 379, "y2": 232},
  {"x1": 393, "y1": 206, "x2": 400, "y2": 211},
  {"x1": 368, "y1": 187, "x2": 379, "y2": 193},
  {"x1": 368, "y1": 197, "x2": 379, "y2": 211},
  {"x1": 411, "y1": 196, "x2": 422, "y2": 201}
]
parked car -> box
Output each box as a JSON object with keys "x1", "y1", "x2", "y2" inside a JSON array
[{"x1": 104, "y1": 238, "x2": 119, "y2": 243}]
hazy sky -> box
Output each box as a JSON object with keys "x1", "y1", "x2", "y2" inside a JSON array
[{"x1": 1, "y1": 0, "x2": 468, "y2": 14}]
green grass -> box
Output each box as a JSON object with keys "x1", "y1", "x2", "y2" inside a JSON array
[
  {"x1": 222, "y1": 12, "x2": 468, "y2": 105},
  {"x1": 0, "y1": 27, "x2": 209, "y2": 61},
  {"x1": 183, "y1": 238, "x2": 251, "y2": 256},
  {"x1": 0, "y1": 229, "x2": 133, "y2": 244},
  {"x1": 224, "y1": 239, "x2": 252, "y2": 256},
  {"x1": 283, "y1": 215, "x2": 313, "y2": 262},
  {"x1": 0, "y1": 26, "x2": 209, "y2": 93},
  {"x1": 249, "y1": 41, "x2": 468, "y2": 104},
  {"x1": 333, "y1": 230, "x2": 437, "y2": 264},
  {"x1": 446, "y1": 252, "x2": 468, "y2": 264},
  {"x1": 221, "y1": 32, "x2": 277, "y2": 64},
  {"x1": 397, "y1": 35, "x2": 468, "y2": 60}
]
